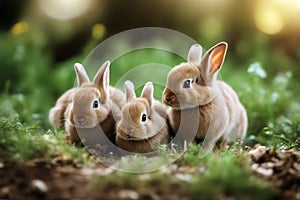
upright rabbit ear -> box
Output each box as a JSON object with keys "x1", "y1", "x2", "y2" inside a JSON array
[
  {"x1": 93, "y1": 60, "x2": 110, "y2": 97},
  {"x1": 208, "y1": 42, "x2": 227, "y2": 74},
  {"x1": 141, "y1": 82, "x2": 153, "y2": 106},
  {"x1": 198, "y1": 42, "x2": 228, "y2": 83},
  {"x1": 125, "y1": 80, "x2": 136, "y2": 102},
  {"x1": 188, "y1": 44, "x2": 203, "y2": 65},
  {"x1": 74, "y1": 63, "x2": 90, "y2": 86}
]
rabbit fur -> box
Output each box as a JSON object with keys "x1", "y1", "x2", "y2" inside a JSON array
[
  {"x1": 116, "y1": 81, "x2": 170, "y2": 153},
  {"x1": 162, "y1": 42, "x2": 247, "y2": 154},
  {"x1": 49, "y1": 61, "x2": 125, "y2": 144}
]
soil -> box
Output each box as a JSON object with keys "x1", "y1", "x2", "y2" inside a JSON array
[
  {"x1": 249, "y1": 146, "x2": 300, "y2": 199},
  {"x1": 0, "y1": 158, "x2": 183, "y2": 200},
  {"x1": 0, "y1": 147, "x2": 299, "y2": 199}
]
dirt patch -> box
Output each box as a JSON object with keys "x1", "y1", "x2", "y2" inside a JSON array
[
  {"x1": 1, "y1": 148, "x2": 299, "y2": 199},
  {"x1": 0, "y1": 159, "x2": 95, "y2": 199},
  {"x1": 0, "y1": 157, "x2": 184, "y2": 199},
  {"x1": 249, "y1": 146, "x2": 300, "y2": 199}
]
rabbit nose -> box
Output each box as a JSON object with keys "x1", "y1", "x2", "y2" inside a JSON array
[
  {"x1": 163, "y1": 88, "x2": 175, "y2": 103},
  {"x1": 126, "y1": 129, "x2": 133, "y2": 138},
  {"x1": 164, "y1": 95, "x2": 174, "y2": 102},
  {"x1": 163, "y1": 93, "x2": 175, "y2": 103},
  {"x1": 76, "y1": 116, "x2": 86, "y2": 124}
]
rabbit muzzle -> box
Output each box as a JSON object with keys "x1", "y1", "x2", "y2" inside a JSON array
[
  {"x1": 119, "y1": 130, "x2": 142, "y2": 141},
  {"x1": 126, "y1": 129, "x2": 134, "y2": 139},
  {"x1": 73, "y1": 113, "x2": 97, "y2": 128},
  {"x1": 74, "y1": 115, "x2": 86, "y2": 126},
  {"x1": 163, "y1": 87, "x2": 177, "y2": 106}
]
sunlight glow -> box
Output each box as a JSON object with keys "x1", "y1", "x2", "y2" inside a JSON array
[
  {"x1": 39, "y1": 0, "x2": 92, "y2": 20},
  {"x1": 11, "y1": 21, "x2": 29, "y2": 35},
  {"x1": 254, "y1": 1, "x2": 284, "y2": 35},
  {"x1": 92, "y1": 23, "x2": 106, "y2": 39}
]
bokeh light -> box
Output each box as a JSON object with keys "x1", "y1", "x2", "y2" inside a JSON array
[
  {"x1": 254, "y1": 1, "x2": 284, "y2": 35},
  {"x1": 38, "y1": 0, "x2": 92, "y2": 20},
  {"x1": 11, "y1": 21, "x2": 29, "y2": 35},
  {"x1": 92, "y1": 23, "x2": 106, "y2": 40}
]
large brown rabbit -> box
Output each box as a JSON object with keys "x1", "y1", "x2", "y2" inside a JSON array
[
  {"x1": 162, "y1": 42, "x2": 247, "y2": 155},
  {"x1": 49, "y1": 61, "x2": 125, "y2": 145},
  {"x1": 116, "y1": 81, "x2": 170, "y2": 153}
]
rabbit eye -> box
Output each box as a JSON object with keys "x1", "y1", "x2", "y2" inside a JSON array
[
  {"x1": 183, "y1": 79, "x2": 193, "y2": 89},
  {"x1": 141, "y1": 113, "x2": 147, "y2": 122},
  {"x1": 92, "y1": 100, "x2": 99, "y2": 109}
]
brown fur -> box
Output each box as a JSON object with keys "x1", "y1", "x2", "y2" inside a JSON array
[
  {"x1": 49, "y1": 61, "x2": 125, "y2": 144},
  {"x1": 163, "y1": 42, "x2": 248, "y2": 152},
  {"x1": 49, "y1": 88, "x2": 75, "y2": 128},
  {"x1": 116, "y1": 81, "x2": 170, "y2": 153},
  {"x1": 116, "y1": 123, "x2": 169, "y2": 153},
  {"x1": 66, "y1": 111, "x2": 116, "y2": 145}
]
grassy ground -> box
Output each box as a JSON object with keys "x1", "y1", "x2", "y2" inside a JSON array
[{"x1": 0, "y1": 33, "x2": 300, "y2": 199}]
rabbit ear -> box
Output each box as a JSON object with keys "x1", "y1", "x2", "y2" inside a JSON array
[
  {"x1": 141, "y1": 82, "x2": 153, "y2": 106},
  {"x1": 125, "y1": 80, "x2": 136, "y2": 102},
  {"x1": 93, "y1": 60, "x2": 110, "y2": 97},
  {"x1": 188, "y1": 44, "x2": 203, "y2": 65},
  {"x1": 208, "y1": 42, "x2": 227, "y2": 74},
  {"x1": 198, "y1": 42, "x2": 228, "y2": 82},
  {"x1": 74, "y1": 63, "x2": 90, "y2": 86}
]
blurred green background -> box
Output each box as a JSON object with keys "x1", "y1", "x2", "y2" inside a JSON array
[{"x1": 1, "y1": 0, "x2": 300, "y2": 147}]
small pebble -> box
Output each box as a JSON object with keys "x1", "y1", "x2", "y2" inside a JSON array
[
  {"x1": 175, "y1": 173, "x2": 193, "y2": 182},
  {"x1": 31, "y1": 179, "x2": 48, "y2": 193},
  {"x1": 249, "y1": 146, "x2": 268, "y2": 161},
  {"x1": 118, "y1": 189, "x2": 139, "y2": 199},
  {"x1": 1, "y1": 187, "x2": 9, "y2": 196},
  {"x1": 251, "y1": 164, "x2": 273, "y2": 177},
  {"x1": 293, "y1": 162, "x2": 300, "y2": 171},
  {"x1": 262, "y1": 162, "x2": 275, "y2": 169}
]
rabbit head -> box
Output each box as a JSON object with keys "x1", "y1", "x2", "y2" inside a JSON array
[
  {"x1": 69, "y1": 61, "x2": 111, "y2": 128},
  {"x1": 117, "y1": 81, "x2": 164, "y2": 141},
  {"x1": 163, "y1": 42, "x2": 228, "y2": 109}
]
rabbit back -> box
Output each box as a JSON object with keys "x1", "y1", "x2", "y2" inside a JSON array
[
  {"x1": 218, "y1": 81, "x2": 247, "y2": 142},
  {"x1": 49, "y1": 88, "x2": 74, "y2": 128},
  {"x1": 196, "y1": 80, "x2": 247, "y2": 144}
]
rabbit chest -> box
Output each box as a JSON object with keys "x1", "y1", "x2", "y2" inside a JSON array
[{"x1": 169, "y1": 96, "x2": 229, "y2": 142}]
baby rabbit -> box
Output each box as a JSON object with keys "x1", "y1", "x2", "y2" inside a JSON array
[
  {"x1": 116, "y1": 81, "x2": 170, "y2": 153},
  {"x1": 162, "y1": 42, "x2": 247, "y2": 154},
  {"x1": 49, "y1": 61, "x2": 125, "y2": 145}
]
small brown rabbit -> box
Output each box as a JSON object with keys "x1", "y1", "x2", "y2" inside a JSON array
[
  {"x1": 49, "y1": 61, "x2": 125, "y2": 145},
  {"x1": 162, "y1": 42, "x2": 247, "y2": 154},
  {"x1": 116, "y1": 81, "x2": 170, "y2": 153}
]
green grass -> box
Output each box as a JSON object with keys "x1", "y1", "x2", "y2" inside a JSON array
[
  {"x1": 0, "y1": 115, "x2": 48, "y2": 162},
  {"x1": 1, "y1": 34, "x2": 299, "y2": 154},
  {"x1": 1, "y1": 31, "x2": 300, "y2": 199},
  {"x1": 0, "y1": 113, "x2": 89, "y2": 164},
  {"x1": 220, "y1": 62, "x2": 300, "y2": 149},
  {"x1": 93, "y1": 146, "x2": 276, "y2": 199},
  {"x1": 186, "y1": 151, "x2": 275, "y2": 199}
]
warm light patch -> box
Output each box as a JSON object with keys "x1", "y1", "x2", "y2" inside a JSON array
[
  {"x1": 39, "y1": 0, "x2": 92, "y2": 20},
  {"x1": 11, "y1": 21, "x2": 29, "y2": 35},
  {"x1": 92, "y1": 23, "x2": 106, "y2": 39},
  {"x1": 254, "y1": 1, "x2": 284, "y2": 35}
]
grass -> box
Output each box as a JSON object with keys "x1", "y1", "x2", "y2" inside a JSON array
[
  {"x1": 187, "y1": 152, "x2": 274, "y2": 199},
  {"x1": 93, "y1": 146, "x2": 276, "y2": 199},
  {"x1": 0, "y1": 114, "x2": 89, "y2": 164},
  {"x1": 1, "y1": 31, "x2": 300, "y2": 199},
  {"x1": 0, "y1": 115, "x2": 48, "y2": 162}
]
